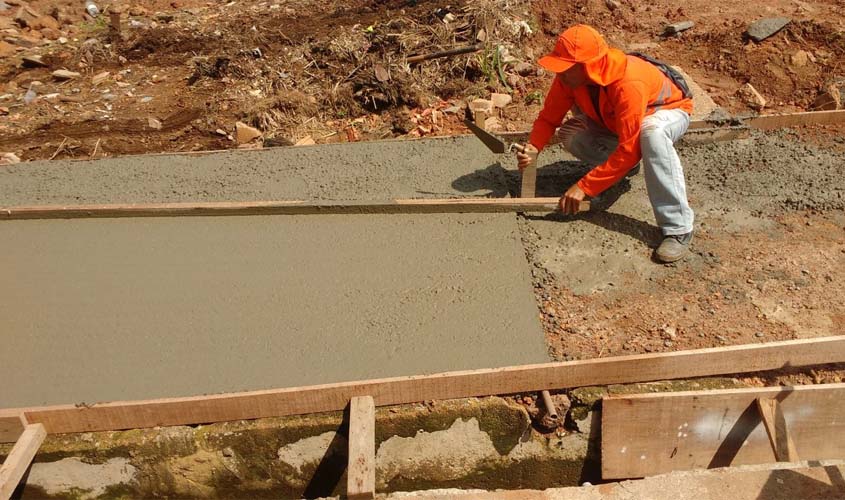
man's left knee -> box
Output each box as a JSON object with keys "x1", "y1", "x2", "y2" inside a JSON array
[{"x1": 640, "y1": 117, "x2": 672, "y2": 152}]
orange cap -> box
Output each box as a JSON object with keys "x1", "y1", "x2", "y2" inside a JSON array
[{"x1": 538, "y1": 24, "x2": 609, "y2": 73}]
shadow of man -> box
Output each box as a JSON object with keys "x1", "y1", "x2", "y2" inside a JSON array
[
  {"x1": 450, "y1": 158, "x2": 660, "y2": 246},
  {"x1": 450, "y1": 162, "x2": 512, "y2": 198}
]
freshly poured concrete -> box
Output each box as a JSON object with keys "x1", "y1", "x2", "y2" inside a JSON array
[
  {"x1": 0, "y1": 136, "x2": 515, "y2": 205},
  {"x1": 0, "y1": 213, "x2": 546, "y2": 408}
]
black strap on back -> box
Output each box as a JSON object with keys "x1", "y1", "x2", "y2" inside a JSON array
[
  {"x1": 628, "y1": 52, "x2": 693, "y2": 100},
  {"x1": 587, "y1": 84, "x2": 604, "y2": 126}
]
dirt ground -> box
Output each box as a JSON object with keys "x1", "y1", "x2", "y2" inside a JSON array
[
  {"x1": 514, "y1": 127, "x2": 845, "y2": 365},
  {"x1": 1, "y1": 0, "x2": 843, "y2": 161},
  {"x1": 1, "y1": 1, "x2": 843, "y2": 376}
]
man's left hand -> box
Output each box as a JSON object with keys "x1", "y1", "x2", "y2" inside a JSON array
[{"x1": 560, "y1": 184, "x2": 586, "y2": 215}]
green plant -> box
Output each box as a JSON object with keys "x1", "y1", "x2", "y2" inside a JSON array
[
  {"x1": 79, "y1": 15, "x2": 109, "y2": 33},
  {"x1": 525, "y1": 90, "x2": 544, "y2": 105},
  {"x1": 476, "y1": 47, "x2": 496, "y2": 85}
]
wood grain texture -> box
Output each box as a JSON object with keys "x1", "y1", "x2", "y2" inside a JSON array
[
  {"x1": 0, "y1": 423, "x2": 46, "y2": 500},
  {"x1": 745, "y1": 109, "x2": 845, "y2": 130},
  {"x1": 520, "y1": 164, "x2": 537, "y2": 198},
  {"x1": 756, "y1": 397, "x2": 799, "y2": 462},
  {"x1": 0, "y1": 415, "x2": 25, "y2": 445},
  {"x1": 602, "y1": 383, "x2": 845, "y2": 479},
  {"x1": 347, "y1": 396, "x2": 375, "y2": 499},
  {"x1": 0, "y1": 336, "x2": 842, "y2": 441}
]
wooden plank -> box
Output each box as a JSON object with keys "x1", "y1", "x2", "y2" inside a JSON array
[
  {"x1": 601, "y1": 383, "x2": 845, "y2": 480},
  {"x1": 0, "y1": 336, "x2": 842, "y2": 441},
  {"x1": 499, "y1": 110, "x2": 845, "y2": 143},
  {"x1": 756, "y1": 397, "x2": 799, "y2": 462},
  {"x1": 745, "y1": 109, "x2": 845, "y2": 130},
  {"x1": 520, "y1": 164, "x2": 537, "y2": 198},
  {"x1": 0, "y1": 197, "x2": 590, "y2": 221},
  {"x1": 347, "y1": 396, "x2": 375, "y2": 499},
  {"x1": 0, "y1": 423, "x2": 46, "y2": 500},
  {"x1": 0, "y1": 415, "x2": 25, "y2": 444}
]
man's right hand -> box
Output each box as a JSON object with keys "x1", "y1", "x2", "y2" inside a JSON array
[{"x1": 516, "y1": 143, "x2": 538, "y2": 171}]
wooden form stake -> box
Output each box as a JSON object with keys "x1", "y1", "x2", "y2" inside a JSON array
[
  {"x1": 1, "y1": 336, "x2": 843, "y2": 442},
  {"x1": 520, "y1": 161, "x2": 537, "y2": 198},
  {"x1": 109, "y1": 10, "x2": 121, "y2": 34},
  {"x1": 472, "y1": 109, "x2": 487, "y2": 129},
  {"x1": 756, "y1": 397, "x2": 799, "y2": 462},
  {"x1": 0, "y1": 423, "x2": 46, "y2": 500},
  {"x1": 347, "y1": 396, "x2": 376, "y2": 499}
]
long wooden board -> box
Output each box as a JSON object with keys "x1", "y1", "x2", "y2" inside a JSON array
[
  {"x1": 1, "y1": 336, "x2": 843, "y2": 442},
  {"x1": 501, "y1": 109, "x2": 845, "y2": 139},
  {"x1": 745, "y1": 109, "x2": 845, "y2": 130},
  {"x1": 601, "y1": 383, "x2": 845, "y2": 480},
  {"x1": 347, "y1": 396, "x2": 376, "y2": 500},
  {"x1": 0, "y1": 197, "x2": 590, "y2": 221},
  {"x1": 0, "y1": 424, "x2": 46, "y2": 500}
]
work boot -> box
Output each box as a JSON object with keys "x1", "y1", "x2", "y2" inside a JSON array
[{"x1": 654, "y1": 232, "x2": 693, "y2": 263}]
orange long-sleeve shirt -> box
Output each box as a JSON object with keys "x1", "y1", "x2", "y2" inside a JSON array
[{"x1": 529, "y1": 55, "x2": 693, "y2": 197}]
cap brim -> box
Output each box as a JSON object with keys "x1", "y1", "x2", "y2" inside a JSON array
[{"x1": 538, "y1": 55, "x2": 577, "y2": 73}]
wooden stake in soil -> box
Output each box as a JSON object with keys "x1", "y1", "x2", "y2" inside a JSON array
[
  {"x1": 347, "y1": 396, "x2": 375, "y2": 499},
  {"x1": 756, "y1": 397, "x2": 799, "y2": 462}
]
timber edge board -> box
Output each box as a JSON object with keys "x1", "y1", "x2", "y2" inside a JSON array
[{"x1": 1, "y1": 336, "x2": 843, "y2": 442}]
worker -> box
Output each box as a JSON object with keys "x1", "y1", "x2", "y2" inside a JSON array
[{"x1": 517, "y1": 24, "x2": 695, "y2": 263}]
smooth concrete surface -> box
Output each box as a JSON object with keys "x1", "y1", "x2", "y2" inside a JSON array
[
  {"x1": 0, "y1": 213, "x2": 547, "y2": 408},
  {"x1": 0, "y1": 136, "x2": 517, "y2": 205}
]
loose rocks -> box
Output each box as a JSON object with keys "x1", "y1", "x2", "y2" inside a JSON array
[
  {"x1": 235, "y1": 121, "x2": 262, "y2": 144},
  {"x1": 790, "y1": 50, "x2": 810, "y2": 67},
  {"x1": 737, "y1": 83, "x2": 766, "y2": 110},
  {"x1": 52, "y1": 69, "x2": 81, "y2": 80},
  {"x1": 491, "y1": 93, "x2": 512, "y2": 108},
  {"x1": 664, "y1": 21, "x2": 694, "y2": 36},
  {"x1": 746, "y1": 17, "x2": 790, "y2": 42},
  {"x1": 1, "y1": 152, "x2": 21, "y2": 165},
  {"x1": 514, "y1": 62, "x2": 535, "y2": 77},
  {"x1": 812, "y1": 77, "x2": 844, "y2": 111},
  {"x1": 22, "y1": 55, "x2": 47, "y2": 68}
]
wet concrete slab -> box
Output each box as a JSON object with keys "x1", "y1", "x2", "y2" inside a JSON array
[
  {"x1": 0, "y1": 136, "x2": 517, "y2": 206},
  {"x1": 0, "y1": 213, "x2": 547, "y2": 408}
]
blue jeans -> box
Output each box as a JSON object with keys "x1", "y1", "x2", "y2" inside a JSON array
[{"x1": 558, "y1": 108, "x2": 694, "y2": 236}]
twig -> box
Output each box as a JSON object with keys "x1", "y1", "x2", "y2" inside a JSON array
[
  {"x1": 343, "y1": 63, "x2": 365, "y2": 82},
  {"x1": 49, "y1": 137, "x2": 68, "y2": 160},
  {"x1": 406, "y1": 44, "x2": 482, "y2": 64},
  {"x1": 90, "y1": 138, "x2": 101, "y2": 159}
]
